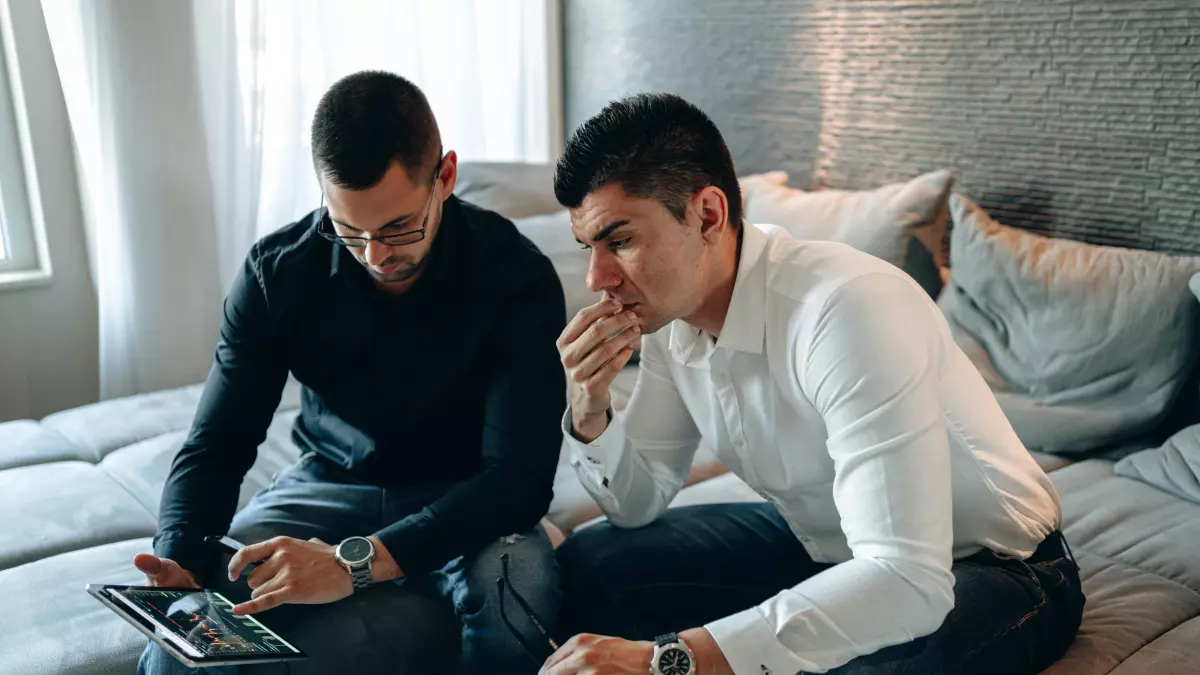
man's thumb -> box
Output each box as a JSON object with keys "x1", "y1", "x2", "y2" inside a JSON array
[{"x1": 133, "y1": 553, "x2": 164, "y2": 577}]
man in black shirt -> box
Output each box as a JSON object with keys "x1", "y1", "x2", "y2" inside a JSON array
[{"x1": 135, "y1": 71, "x2": 566, "y2": 674}]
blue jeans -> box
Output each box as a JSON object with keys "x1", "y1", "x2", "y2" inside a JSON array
[
  {"x1": 139, "y1": 453, "x2": 560, "y2": 675},
  {"x1": 557, "y1": 503, "x2": 1084, "y2": 675}
]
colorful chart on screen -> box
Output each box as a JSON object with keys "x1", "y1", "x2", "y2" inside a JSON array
[{"x1": 107, "y1": 588, "x2": 301, "y2": 658}]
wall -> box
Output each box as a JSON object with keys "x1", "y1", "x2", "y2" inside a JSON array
[
  {"x1": 0, "y1": 0, "x2": 97, "y2": 422},
  {"x1": 564, "y1": 0, "x2": 1200, "y2": 252}
]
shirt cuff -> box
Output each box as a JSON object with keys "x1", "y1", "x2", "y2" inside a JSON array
[
  {"x1": 560, "y1": 406, "x2": 624, "y2": 487},
  {"x1": 153, "y1": 530, "x2": 218, "y2": 584},
  {"x1": 705, "y1": 606, "x2": 809, "y2": 675}
]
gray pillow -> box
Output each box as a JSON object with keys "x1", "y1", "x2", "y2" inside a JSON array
[
  {"x1": 1115, "y1": 424, "x2": 1200, "y2": 505},
  {"x1": 940, "y1": 195, "x2": 1200, "y2": 454},
  {"x1": 453, "y1": 162, "x2": 560, "y2": 219}
]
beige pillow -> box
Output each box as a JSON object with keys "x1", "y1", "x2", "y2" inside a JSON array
[{"x1": 740, "y1": 170, "x2": 953, "y2": 272}]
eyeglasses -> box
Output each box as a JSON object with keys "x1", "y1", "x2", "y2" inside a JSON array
[
  {"x1": 317, "y1": 154, "x2": 445, "y2": 248},
  {"x1": 497, "y1": 553, "x2": 559, "y2": 670}
]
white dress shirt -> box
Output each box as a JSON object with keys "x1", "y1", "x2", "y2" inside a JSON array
[{"x1": 563, "y1": 222, "x2": 1062, "y2": 674}]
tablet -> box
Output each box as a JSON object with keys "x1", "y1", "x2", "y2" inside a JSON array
[{"x1": 87, "y1": 584, "x2": 306, "y2": 668}]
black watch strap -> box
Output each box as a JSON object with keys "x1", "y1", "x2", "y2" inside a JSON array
[
  {"x1": 654, "y1": 632, "x2": 679, "y2": 648},
  {"x1": 349, "y1": 564, "x2": 372, "y2": 591}
]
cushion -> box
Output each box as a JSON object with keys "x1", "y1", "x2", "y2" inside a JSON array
[
  {"x1": 1046, "y1": 459, "x2": 1200, "y2": 674},
  {"x1": 739, "y1": 169, "x2": 953, "y2": 279},
  {"x1": 0, "y1": 420, "x2": 88, "y2": 470},
  {"x1": 0, "y1": 461, "x2": 156, "y2": 572},
  {"x1": 1109, "y1": 616, "x2": 1200, "y2": 675},
  {"x1": 40, "y1": 385, "x2": 205, "y2": 463},
  {"x1": 1115, "y1": 424, "x2": 1200, "y2": 506},
  {"x1": 940, "y1": 195, "x2": 1200, "y2": 454},
  {"x1": 453, "y1": 162, "x2": 560, "y2": 220},
  {"x1": 0, "y1": 539, "x2": 150, "y2": 675},
  {"x1": 99, "y1": 409, "x2": 303, "y2": 516}
]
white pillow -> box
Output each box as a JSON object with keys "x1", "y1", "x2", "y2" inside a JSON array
[
  {"x1": 740, "y1": 169, "x2": 952, "y2": 271},
  {"x1": 454, "y1": 162, "x2": 560, "y2": 220},
  {"x1": 940, "y1": 195, "x2": 1200, "y2": 454}
]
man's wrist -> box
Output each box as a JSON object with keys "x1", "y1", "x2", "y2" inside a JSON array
[
  {"x1": 365, "y1": 536, "x2": 403, "y2": 582},
  {"x1": 571, "y1": 407, "x2": 612, "y2": 444},
  {"x1": 679, "y1": 628, "x2": 733, "y2": 675}
]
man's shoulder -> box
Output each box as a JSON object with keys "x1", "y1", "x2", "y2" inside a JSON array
[
  {"x1": 248, "y1": 210, "x2": 332, "y2": 285},
  {"x1": 758, "y1": 224, "x2": 918, "y2": 311},
  {"x1": 455, "y1": 197, "x2": 558, "y2": 291}
]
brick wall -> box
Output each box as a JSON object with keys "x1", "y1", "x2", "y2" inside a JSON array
[{"x1": 564, "y1": 0, "x2": 1200, "y2": 252}]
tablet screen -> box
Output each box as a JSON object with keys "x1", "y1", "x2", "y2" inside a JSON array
[{"x1": 107, "y1": 588, "x2": 302, "y2": 659}]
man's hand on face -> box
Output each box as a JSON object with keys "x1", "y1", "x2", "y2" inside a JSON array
[
  {"x1": 558, "y1": 297, "x2": 641, "y2": 443},
  {"x1": 133, "y1": 553, "x2": 200, "y2": 589},
  {"x1": 226, "y1": 537, "x2": 352, "y2": 615}
]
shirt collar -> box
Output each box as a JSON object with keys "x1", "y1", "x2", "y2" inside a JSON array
[{"x1": 668, "y1": 222, "x2": 770, "y2": 366}]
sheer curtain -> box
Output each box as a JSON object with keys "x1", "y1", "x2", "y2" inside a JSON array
[{"x1": 42, "y1": 0, "x2": 557, "y2": 400}]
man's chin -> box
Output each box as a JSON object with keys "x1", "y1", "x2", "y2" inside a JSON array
[
  {"x1": 367, "y1": 262, "x2": 422, "y2": 284},
  {"x1": 635, "y1": 312, "x2": 673, "y2": 336}
]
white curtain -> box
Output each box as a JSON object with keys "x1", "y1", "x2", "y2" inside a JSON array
[{"x1": 41, "y1": 0, "x2": 556, "y2": 400}]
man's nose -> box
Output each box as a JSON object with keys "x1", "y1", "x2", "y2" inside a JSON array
[
  {"x1": 586, "y1": 249, "x2": 620, "y2": 293},
  {"x1": 364, "y1": 238, "x2": 391, "y2": 266}
]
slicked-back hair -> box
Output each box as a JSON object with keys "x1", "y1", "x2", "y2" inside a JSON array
[{"x1": 554, "y1": 93, "x2": 742, "y2": 229}]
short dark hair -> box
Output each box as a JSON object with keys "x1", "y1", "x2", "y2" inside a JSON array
[
  {"x1": 311, "y1": 70, "x2": 441, "y2": 190},
  {"x1": 554, "y1": 93, "x2": 742, "y2": 229}
]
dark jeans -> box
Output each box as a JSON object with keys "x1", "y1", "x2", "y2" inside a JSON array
[
  {"x1": 557, "y1": 503, "x2": 1084, "y2": 675},
  {"x1": 139, "y1": 453, "x2": 560, "y2": 675}
]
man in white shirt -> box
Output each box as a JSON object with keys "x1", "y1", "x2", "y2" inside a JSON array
[{"x1": 538, "y1": 93, "x2": 1084, "y2": 675}]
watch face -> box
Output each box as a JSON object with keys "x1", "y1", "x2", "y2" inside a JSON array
[
  {"x1": 338, "y1": 537, "x2": 372, "y2": 564},
  {"x1": 657, "y1": 647, "x2": 691, "y2": 675}
]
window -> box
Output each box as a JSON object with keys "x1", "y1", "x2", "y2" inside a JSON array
[{"x1": 0, "y1": 4, "x2": 51, "y2": 286}]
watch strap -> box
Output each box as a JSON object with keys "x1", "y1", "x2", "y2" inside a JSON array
[
  {"x1": 350, "y1": 563, "x2": 372, "y2": 590},
  {"x1": 654, "y1": 632, "x2": 679, "y2": 648}
]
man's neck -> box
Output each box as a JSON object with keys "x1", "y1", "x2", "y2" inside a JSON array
[{"x1": 682, "y1": 228, "x2": 744, "y2": 338}]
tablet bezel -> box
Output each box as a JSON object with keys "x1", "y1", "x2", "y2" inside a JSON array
[{"x1": 86, "y1": 584, "x2": 307, "y2": 668}]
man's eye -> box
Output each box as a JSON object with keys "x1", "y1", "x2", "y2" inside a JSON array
[
  {"x1": 577, "y1": 243, "x2": 591, "y2": 251},
  {"x1": 609, "y1": 237, "x2": 631, "y2": 249}
]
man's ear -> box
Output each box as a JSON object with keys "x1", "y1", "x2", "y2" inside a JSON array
[
  {"x1": 438, "y1": 150, "x2": 459, "y2": 198},
  {"x1": 694, "y1": 186, "x2": 730, "y2": 244}
]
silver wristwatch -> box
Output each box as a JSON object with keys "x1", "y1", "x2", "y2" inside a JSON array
[
  {"x1": 334, "y1": 536, "x2": 375, "y2": 591},
  {"x1": 650, "y1": 632, "x2": 696, "y2": 675}
]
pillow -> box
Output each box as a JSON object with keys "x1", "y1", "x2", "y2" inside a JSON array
[
  {"x1": 1115, "y1": 424, "x2": 1200, "y2": 505},
  {"x1": 739, "y1": 169, "x2": 953, "y2": 280},
  {"x1": 939, "y1": 194, "x2": 1200, "y2": 454},
  {"x1": 453, "y1": 162, "x2": 560, "y2": 220}
]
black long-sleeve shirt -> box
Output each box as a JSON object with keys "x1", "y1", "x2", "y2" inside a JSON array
[{"x1": 154, "y1": 196, "x2": 567, "y2": 581}]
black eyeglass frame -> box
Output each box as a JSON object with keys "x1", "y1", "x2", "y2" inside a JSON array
[{"x1": 317, "y1": 151, "x2": 446, "y2": 248}]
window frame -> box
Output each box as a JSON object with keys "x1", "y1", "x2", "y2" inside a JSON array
[{"x1": 0, "y1": 0, "x2": 52, "y2": 290}]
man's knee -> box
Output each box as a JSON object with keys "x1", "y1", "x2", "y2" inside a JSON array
[
  {"x1": 556, "y1": 521, "x2": 635, "y2": 597},
  {"x1": 459, "y1": 527, "x2": 559, "y2": 618},
  {"x1": 450, "y1": 527, "x2": 561, "y2": 671}
]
